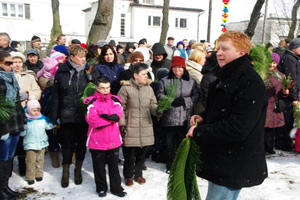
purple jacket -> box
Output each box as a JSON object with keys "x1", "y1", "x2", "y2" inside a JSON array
[{"x1": 84, "y1": 91, "x2": 123, "y2": 150}]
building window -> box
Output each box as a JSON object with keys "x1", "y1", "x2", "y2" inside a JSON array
[
  {"x1": 143, "y1": 0, "x2": 154, "y2": 4},
  {"x1": 148, "y1": 16, "x2": 161, "y2": 27},
  {"x1": 1, "y1": 3, "x2": 24, "y2": 18},
  {"x1": 2, "y1": 3, "x2": 8, "y2": 16},
  {"x1": 120, "y1": 14, "x2": 125, "y2": 36},
  {"x1": 175, "y1": 18, "x2": 187, "y2": 28},
  {"x1": 279, "y1": 24, "x2": 289, "y2": 37}
]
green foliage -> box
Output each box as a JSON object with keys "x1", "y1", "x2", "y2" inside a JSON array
[
  {"x1": 167, "y1": 137, "x2": 201, "y2": 200},
  {"x1": 249, "y1": 44, "x2": 272, "y2": 82},
  {"x1": 157, "y1": 78, "x2": 179, "y2": 112},
  {"x1": 293, "y1": 102, "x2": 300, "y2": 128},
  {"x1": 273, "y1": 71, "x2": 295, "y2": 89},
  {"x1": 78, "y1": 82, "x2": 96, "y2": 114},
  {"x1": 0, "y1": 94, "x2": 14, "y2": 123}
]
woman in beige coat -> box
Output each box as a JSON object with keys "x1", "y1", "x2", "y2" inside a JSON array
[
  {"x1": 117, "y1": 62, "x2": 160, "y2": 186},
  {"x1": 11, "y1": 52, "x2": 41, "y2": 107}
]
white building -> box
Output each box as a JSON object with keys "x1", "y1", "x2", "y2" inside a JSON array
[
  {"x1": 83, "y1": 0, "x2": 204, "y2": 45},
  {"x1": 0, "y1": 0, "x2": 89, "y2": 49}
]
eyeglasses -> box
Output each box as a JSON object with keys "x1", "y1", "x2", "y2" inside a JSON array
[
  {"x1": 0, "y1": 61, "x2": 13, "y2": 66},
  {"x1": 98, "y1": 86, "x2": 111, "y2": 91},
  {"x1": 133, "y1": 59, "x2": 144, "y2": 63}
]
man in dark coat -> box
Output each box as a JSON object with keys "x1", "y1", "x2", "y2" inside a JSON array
[
  {"x1": 151, "y1": 42, "x2": 171, "y2": 80},
  {"x1": 187, "y1": 31, "x2": 268, "y2": 200},
  {"x1": 276, "y1": 37, "x2": 300, "y2": 151}
]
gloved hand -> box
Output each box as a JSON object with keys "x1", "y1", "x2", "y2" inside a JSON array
[
  {"x1": 171, "y1": 97, "x2": 185, "y2": 107},
  {"x1": 85, "y1": 73, "x2": 93, "y2": 82},
  {"x1": 106, "y1": 114, "x2": 119, "y2": 122},
  {"x1": 0, "y1": 133, "x2": 9, "y2": 141},
  {"x1": 100, "y1": 114, "x2": 119, "y2": 122},
  {"x1": 19, "y1": 92, "x2": 28, "y2": 101},
  {"x1": 119, "y1": 126, "x2": 126, "y2": 137}
]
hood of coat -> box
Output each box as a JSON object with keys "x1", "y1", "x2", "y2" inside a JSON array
[
  {"x1": 186, "y1": 60, "x2": 203, "y2": 72},
  {"x1": 152, "y1": 43, "x2": 167, "y2": 59},
  {"x1": 120, "y1": 78, "x2": 152, "y2": 87}
]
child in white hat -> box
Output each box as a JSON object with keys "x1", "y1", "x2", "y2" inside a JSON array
[{"x1": 20, "y1": 96, "x2": 57, "y2": 185}]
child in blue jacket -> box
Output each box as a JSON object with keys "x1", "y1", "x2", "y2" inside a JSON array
[{"x1": 20, "y1": 96, "x2": 56, "y2": 185}]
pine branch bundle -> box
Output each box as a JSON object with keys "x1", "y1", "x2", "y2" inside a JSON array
[
  {"x1": 157, "y1": 79, "x2": 179, "y2": 112},
  {"x1": 78, "y1": 81, "x2": 96, "y2": 113},
  {"x1": 273, "y1": 71, "x2": 295, "y2": 89},
  {"x1": 0, "y1": 94, "x2": 14, "y2": 123},
  {"x1": 249, "y1": 44, "x2": 272, "y2": 83},
  {"x1": 293, "y1": 102, "x2": 300, "y2": 128},
  {"x1": 167, "y1": 124, "x2": 202, "y2": 200}
]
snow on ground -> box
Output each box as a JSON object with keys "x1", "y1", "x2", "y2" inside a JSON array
[{"x1": 10, "y1": 149, "x2": 300, "y2": 200}]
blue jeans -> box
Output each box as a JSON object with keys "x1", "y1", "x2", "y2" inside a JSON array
[
  {"x1": 0, "y1": 132, "x2": 20, "y2": 162},
  {"x1": 205, "y1": 181, "x2": 241, "y2": 200}
]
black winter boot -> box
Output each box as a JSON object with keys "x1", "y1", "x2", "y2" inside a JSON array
[
  {"x1": 0, "y1": 160, "x2": 16, "y2": 200},
  {"x1": 74, "y1": 160, "x2": 83, "y2": 185},
  {"x1": 3, "y1": 159, "x2": 20, "y2": 198},
  {"x1": 61, "y1": 164, "x2": 70, "y2": 188},
  {"x1": 17, "y1": 156, "x2": 26, "y2": 176}
]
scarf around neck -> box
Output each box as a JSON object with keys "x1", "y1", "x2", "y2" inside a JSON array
[{"x1": 0, "y1": 68, "x2": 20, "y2": 102}]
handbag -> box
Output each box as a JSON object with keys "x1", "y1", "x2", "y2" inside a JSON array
[
  {"x1": 274, "y1": 99, "x2": 286, "y2": 113},
  {"x1": 272, "y1": 87, "x2": 285, "y2": 112}
]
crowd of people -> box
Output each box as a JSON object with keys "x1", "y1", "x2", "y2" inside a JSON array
[{"x1": 0, "y1": 30, "x2": 300, "y2": 200}]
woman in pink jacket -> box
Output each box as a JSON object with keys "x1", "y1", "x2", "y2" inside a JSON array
[{"x1": 84, "y1": 76, "x2": 127, "y2": 198}]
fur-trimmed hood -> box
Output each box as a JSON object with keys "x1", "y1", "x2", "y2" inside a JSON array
[{"x1": 120, "y1": 78, "x2": 153, "y2": 86}]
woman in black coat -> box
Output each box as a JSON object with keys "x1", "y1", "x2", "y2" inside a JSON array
[{"x1": 50, "y1": 46, "x2": 98, "y2": 188}]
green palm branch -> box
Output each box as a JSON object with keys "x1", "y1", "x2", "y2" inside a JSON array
[
  {"x1": 167, "y1": 136, "x2": 202, "y2": 200},
  {"x1": 78, "y1": 81, "x2": 96, "y2": 113},
  {"x1": 157, "y1": 78, "x2": 179, "y2": 112},
  {"x1": 0, "y1": 94, "x2": 14, "y2": 123}
]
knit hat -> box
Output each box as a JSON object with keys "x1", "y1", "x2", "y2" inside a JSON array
[
  {"x1": 156, "y1": 68, "x2": 169, "y2": 81},
  {"x1": 171, "y1": 56, "x2": 186, "y2": 68},
  {"x1": 53, "y1": 45, "x2": 69, "y2": 56},
  {"x1": 109, "y1": 40, "x2": 116, "y2": 46},
  {"x1": 81, "y1": 43, "x2": 87, "y2": 49},
  {"x1": 71, "y1": 39, "x2": 81, "y2": 44},
  {"x1": 289, "y1": 38, "x2": 300, "y2": 50},
  {"x1": 271, "y1": 53, "x2": 280, "y2": 65},
  {"x1": 205, "y1": 47, "x2": 214, "y2": 53},
  {"x1": 10, "y1": 52, "x2": 26, "y2": 63},
  {"x1": 31, "y1": 35, "x2": 41, "y2": 42},
  {"x1": 26, "y1": 96, "x2": 41, "y2": 113},
  {"x1": 176, "y1": 41, "x2": 185, "y2": 48},
  {"x1": 189, "y1": 39, "x2": 196, "y2": 46},
  {"x1": 97, "y1": 40, "x2": 107, "y2": 48},
  {"x1": 127, "y1": 51, "x2": 144, "y2": 63},
  {"x1": 50, "y1": 50, "x2": 65, "y2": 62},
  {"x1": 116, "y1": 45, "x2": 123, "y2": 51},
  {"x1": 11, "y1": 41, "x2": 20, "y2": 48},
  {"x1": 26, "y1": 49, "x2": 39, "y2": 58}
]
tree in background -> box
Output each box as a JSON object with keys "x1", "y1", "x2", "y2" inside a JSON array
[
  {"x1": 244, "y1": 0, "x2": 265, "y2": 39},
  {"x1": 159, "y1": 0, "x2": 170, "y2": 45},
  {"x1": 49, "y1": 0, "x2": 63, "y2": 50},
  {"x1": 87, "y1": 0, "x2": 114, "y2": 45},
  {"x1": 287, "y1": 0, "x2": 300, "y2": 40}
]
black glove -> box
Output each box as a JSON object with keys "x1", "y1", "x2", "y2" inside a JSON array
[
  {"x1": 85, "y1": 73, "x2": 93, "y2": 82},
  {"x1": 106, "y1": 114, "x2": 119, "y2": 122},
  {"x1": 100, "y1": 114, "x2": 119, "y2": 122},
  {"x1": 171, "y1": 97, "x2": 185, "y2": 107}
]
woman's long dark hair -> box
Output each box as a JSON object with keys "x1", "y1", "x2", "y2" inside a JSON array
[{"x1": 99, "y1": 44, "x2": 118, "y2": 63}]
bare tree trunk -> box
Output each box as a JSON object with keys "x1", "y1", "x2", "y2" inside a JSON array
[
  {"x1": 244, "y1": 0, "x2": 265, "y2": 39},
  {"x1": 49, "y1": 0, "x2": 62, "y2": 49},
  {"x1": 159, "y1": 0, "x2": 170, "y2": 45},
  {"x1": 87, "y1": 0, "x2": 114, "y2": 44},
  {"x1": 287, "y1": 0, "x2": 300, "y2": 40}
]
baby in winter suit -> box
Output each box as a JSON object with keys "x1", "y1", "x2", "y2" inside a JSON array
[
  {"x1": 20, "y1": 96, "x2": 57, "y2": 185},
  {"x1": 36, "y1": 50, "x2": 65, "y2": 89}
]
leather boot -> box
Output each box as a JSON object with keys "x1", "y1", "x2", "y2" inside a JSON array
[
  {"x1": 0, "y1": 160, "x2": 16, "y2": 200},
  {"x1": 61, "y1": 164, "x2": 70, "y2": 188},
  {"x1": 74, "y1": 160, "x2": 83, "y2": 185},
  {"x1": 3, "y1": 159, "x2": 20, "y2": 198},
  {"x1": 17, "y1": 156, "x2": 26, "y2": 176},
  {"x1": 49, "y1": 152, "x2": 60, "y2": 168}
]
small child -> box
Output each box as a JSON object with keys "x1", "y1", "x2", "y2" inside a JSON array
[
  {"x1": 36, "y1": 50, "x2": 65, "y2": 89},
  {"x1": 20, "y1": 96, "x2": 57, "y2": 185},
  {"x1": 84, "y1": 76, "x2": 127, "y2": 198}
]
